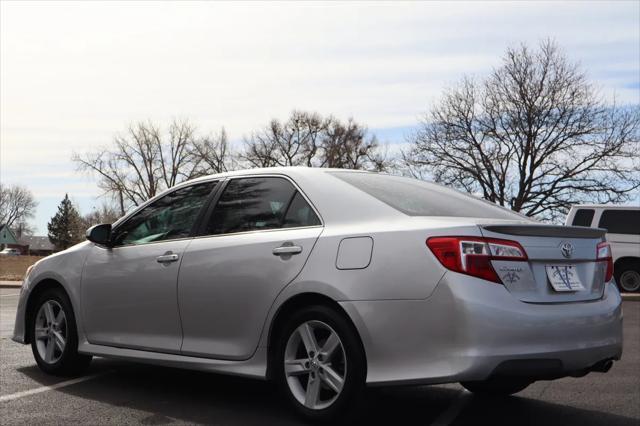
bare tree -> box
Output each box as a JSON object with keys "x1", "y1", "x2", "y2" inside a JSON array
[
  {"x1": 321, "y1": 117, "x2": 388, "y2": 171},
  {"x1": 73, "y1": 119, "x2": 234, "y2": 214},
  {"x1": 0, "y1": 184, "x2": 37, "y2": 230},
  {"x1": 189, "y1": 128, "x2": 237, "y2": 176},
  {"x1": 242, "y1": 111, "x2": 325, "y2": 168},
  {"x1": 80, "y1": 203, "x2": 122, "y2": 230},
  {"x1": 404, "y1": 40, "x2": 640, "y2": 221},
  {"x1": 11, "y1": 222, "x2": 35, "y2": 240},
  {"x1": 242, "y1": 111, "x2": 389, "y2": 171}
]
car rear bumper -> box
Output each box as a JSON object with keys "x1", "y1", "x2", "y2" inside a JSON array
[{"x1": 340, "y1": 272, "x2": 623, "y2": 386}]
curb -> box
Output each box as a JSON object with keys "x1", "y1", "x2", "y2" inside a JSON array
[{"x1": 0, "y1": 281, "x2": 22, "y2": 289}]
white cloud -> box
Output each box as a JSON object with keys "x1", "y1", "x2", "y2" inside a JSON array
[{"x1": 1, "y1": 1, "x2": 638, "y2": 232}]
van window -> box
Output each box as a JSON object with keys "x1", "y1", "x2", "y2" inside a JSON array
[
  {"x1": 571, "y1": 209, "x2": 595, "y2": 227},
  {"x1": 598, "y1": 210, "x2": 640, "y2": 235}
]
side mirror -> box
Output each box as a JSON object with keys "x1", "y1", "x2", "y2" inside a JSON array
[{"x1": 86, "y1": 223, "x2": 112, "y2": 246}]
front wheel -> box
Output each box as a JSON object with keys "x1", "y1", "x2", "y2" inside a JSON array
[
  {"x1": 273, "y1": 305, "x2": 366, "y2": 422},
  {"x1": 461, "y1": 378, "x2": 531, "y2": 396},
  {"x1": 30, "y1": 288, "x2": 92, "y2": 376}
]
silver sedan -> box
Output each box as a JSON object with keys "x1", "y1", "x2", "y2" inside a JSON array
[{"x1": 13, "y1": 168, "x2": 623, "y2": 421}]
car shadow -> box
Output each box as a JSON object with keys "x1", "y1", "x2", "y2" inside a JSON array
[
  {"x1": 453, "y1": 394, "x2": 637, "y2": 426},
  {"x1": 17, "y1": 358, "x2": 457, "y2": 425},
  {"x1": 16, "y1": 359, "x2": 638, "y2": 426}
]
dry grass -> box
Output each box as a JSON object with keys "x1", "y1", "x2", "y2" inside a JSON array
[{"x1": 0, "y1": 256, "x2": 45, "y2": 281}]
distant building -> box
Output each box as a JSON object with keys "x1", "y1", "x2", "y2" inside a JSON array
[
  {"x1": 18, "y1": 235, "x2": 55, "y2": 256},
  {"x1": 0, "y1": 224, "x2": 55, "y2": 256},
  {"x1": 0, "y1": 224, "x2": 19, "y2": 250}
]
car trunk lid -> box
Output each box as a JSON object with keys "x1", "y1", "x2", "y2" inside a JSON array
[{"x1": 480, "y1": 224, "x2": 608, "y2": 303}]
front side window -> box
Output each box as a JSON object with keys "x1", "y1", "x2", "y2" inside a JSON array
[
  {"x1": 598, "y1": 210, "x2": 640, "y2": 235},
  {"x1": 205, "y1": 177, "x2": 320, "y2": 235},
  {"x1": 113, "y1": 181, "x2": 217, "y2": 246}
]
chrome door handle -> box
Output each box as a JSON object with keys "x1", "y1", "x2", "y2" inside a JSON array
[
  {"x1": 156, "y1": 253, "x2": 179, "y2": 263},
  {"x1": 273, "y1": 245, "x2": 303, "y2": 256}
]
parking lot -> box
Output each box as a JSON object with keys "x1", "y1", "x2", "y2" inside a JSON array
[{"x1": 1, "y1": 287, "x2": 638, "y2": 425}]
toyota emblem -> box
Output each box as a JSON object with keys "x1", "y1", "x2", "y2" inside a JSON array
[{"x1": 560, "y1": 242, "x2": 574, "y2": 259}]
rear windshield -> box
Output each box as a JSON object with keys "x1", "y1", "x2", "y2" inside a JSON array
[
  {"x1": 331, "y1": 172, "x2": 526, "y2": 220},
  {"x1": 598, "y1": 210, "x2": 640, "y2": 235}
]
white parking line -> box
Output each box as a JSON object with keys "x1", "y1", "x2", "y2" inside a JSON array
[
  {"x1": 0, "y1": 371, "x2": 112, "y2": 403},
  {"x1": 0, "y1": 293, "x2": 21, "y2": 298},
  {"x1": 431, "y1": 389, "x2": 472, "y2": 426}
]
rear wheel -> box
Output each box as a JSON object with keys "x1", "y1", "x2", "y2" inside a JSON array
[
  {"x1": 461, "y1": 378, "x2": 531, "y2": 396},
  {"x1": 615, "y1": 261, "x2": 640, "y2": 293},
  {"x1": 273, "y1": 305, "x2": 366, "y2": 422},
  {"x1": 29, "y1": 288, "x2": 92, "y2": 376}
]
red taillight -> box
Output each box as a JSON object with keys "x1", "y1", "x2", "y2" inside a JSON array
[
  {"x1": 597, "y1": 241, "x2": 614, "y2": 282},
  {"x1": 426, "y1": 236, "x2": 527, "y2": 284}
]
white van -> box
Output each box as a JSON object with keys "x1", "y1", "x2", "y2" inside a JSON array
[{"x1": 566, "y1": 205, "x2": 640, "y2": 292}]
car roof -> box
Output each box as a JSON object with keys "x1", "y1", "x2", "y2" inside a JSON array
[
  {"x1": 118, "y1": 167, "x2": 528, "y2": 229},
  {"x1": 114, "y1": 167, "x2": 401, "y2": 228},
  {"x1": 204, "y1": 167, "x2": 403, "y2": 225},
  {"x1": 185, "y1": 166, "x2": 367, "y2": 183}
]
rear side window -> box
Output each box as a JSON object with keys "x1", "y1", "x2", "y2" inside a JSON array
[
  {"x1": 598, "y1": 210, "x2": 640, "y2": 235},
  {"x1": 330, "y1": 172, "x2": 526, "y2": 220},
  {"x1": 571, "y1": 209, "x2": 595, "y2": 227},
  {"x1": 283, "y1": 192, "x2": 321, "y2": 228},
  {"x1": 206, "y1": 177, "x2": 320, "y2": 235}
]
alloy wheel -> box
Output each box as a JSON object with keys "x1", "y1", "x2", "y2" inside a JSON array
[
  {"x1": 284, "y1": 320, "x2": 347, "y2": 410},
  {"x1": 34, "y1": 300, "x2": 67, "y2": 364}
]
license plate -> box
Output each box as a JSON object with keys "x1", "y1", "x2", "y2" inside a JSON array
[{"x1": 546, "y1": 265, "x2": 585, "y2": 292}]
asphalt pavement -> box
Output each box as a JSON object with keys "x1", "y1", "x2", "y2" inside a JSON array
[{"x1": 1, "y1": 287, "x2": 638, "y2": 425}]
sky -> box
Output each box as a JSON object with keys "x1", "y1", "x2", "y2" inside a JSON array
[{"x1": 1, "y1": 1, "x2": 639, "y2": 234}]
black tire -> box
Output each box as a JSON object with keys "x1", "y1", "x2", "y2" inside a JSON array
[
  {"x1": 461, "y1": 378, "x2": 531, "y2": 396},
  {"x1": 273, "y1": 305, "x2": 366, "y2": 423},
  {"x1": 29, "y1": 288, "x2": 92, "y2": 376},
  {"x1": 615, "y1": 260, "x2": 640, "y2": 293}
]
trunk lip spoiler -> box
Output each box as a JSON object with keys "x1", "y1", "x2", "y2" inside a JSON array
[{"x1": 481, "y1": 224, "x2": 606, "y2": 239}]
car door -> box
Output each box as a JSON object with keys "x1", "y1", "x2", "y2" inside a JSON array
[
  {"x1": 81, "y1": 181, "x2": 218, "y2": 353},
  {"x1": 178, "y1": 176, "x2": 323, "y2": 360}
]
